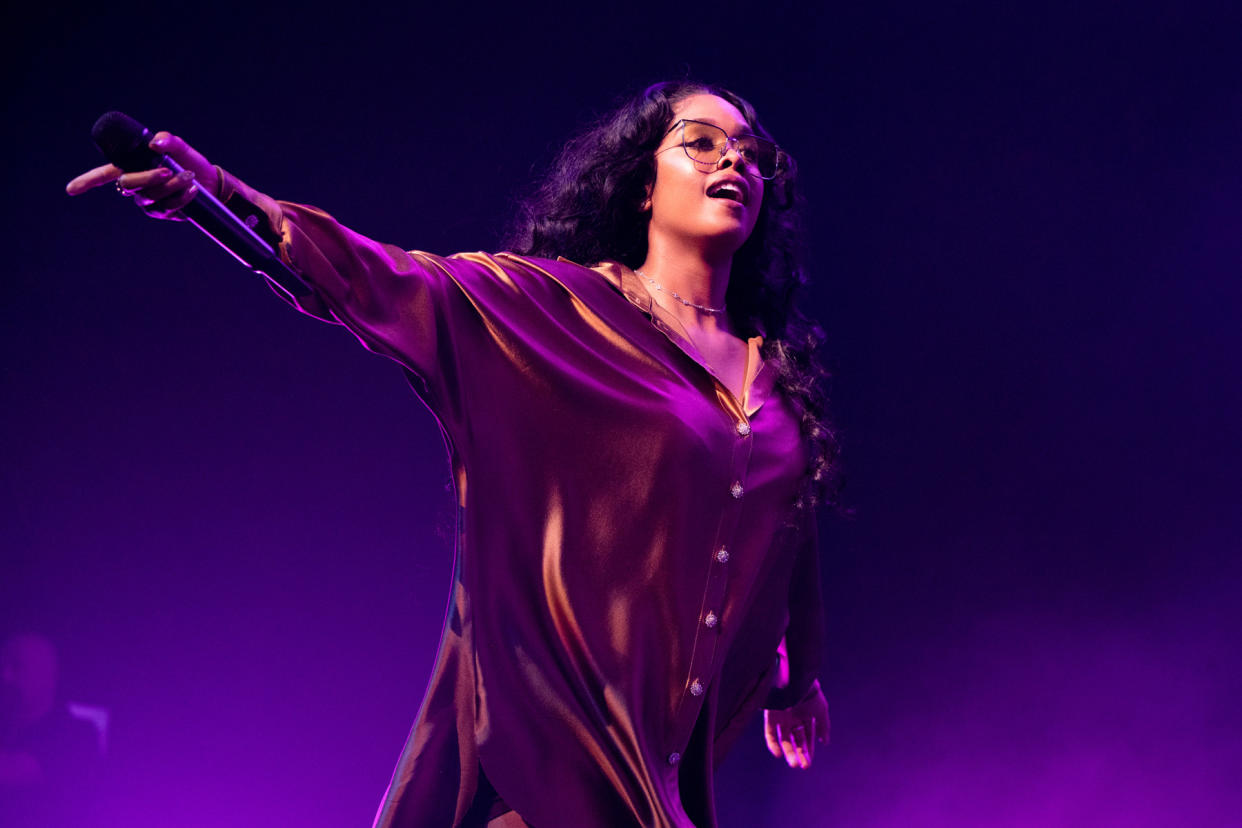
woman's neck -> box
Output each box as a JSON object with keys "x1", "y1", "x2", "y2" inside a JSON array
[{"x1": 636, "y1": 244, "x2": 733, "y2": 332}]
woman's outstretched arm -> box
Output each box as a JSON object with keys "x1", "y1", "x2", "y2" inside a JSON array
[{"x1": 65, "y1": 131, "x2": 559, "y2": 414}]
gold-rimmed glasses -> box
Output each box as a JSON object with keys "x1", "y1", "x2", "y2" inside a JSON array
[{"x1": 659, "y1": 119, "x2": 787, "y2": 180}]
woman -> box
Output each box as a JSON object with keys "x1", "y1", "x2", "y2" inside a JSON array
[{"x1": 67, "y1": 81, "x2": 835, "y2": 828}]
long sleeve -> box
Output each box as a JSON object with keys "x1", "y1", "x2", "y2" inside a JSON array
[
  {"x1": 763, "y1": 512, "x2": 826, "y2": 710},
  {"x1": 227, "y1": 170, "x2": 451, "y2": 375},
  {"x1": 217, "y1": 168, "x2": 548, "y2": 414}
]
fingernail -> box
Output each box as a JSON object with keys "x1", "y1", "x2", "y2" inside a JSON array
[
  {"x1": 151, "y1": 135, "x2": 168, "y2": 148},
  {"x1": 180, "y1": 170, "x2": 195, "y2": 181},
  {"x1": 156, "y1": 168, "x2": 172, "y2": 178}
]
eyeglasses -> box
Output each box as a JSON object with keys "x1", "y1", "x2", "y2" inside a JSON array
[{"x1": 659, "y1": 119, "x2": 787, "y2": 180}]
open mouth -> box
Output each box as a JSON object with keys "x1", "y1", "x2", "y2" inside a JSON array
[{"x1": 707, "y1": 180, "x2": 746, "y2": 204}]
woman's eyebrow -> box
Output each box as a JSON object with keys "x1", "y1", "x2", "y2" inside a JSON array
[{"x1": 685, "y1": 116, "x2": 756, "y2": 137}]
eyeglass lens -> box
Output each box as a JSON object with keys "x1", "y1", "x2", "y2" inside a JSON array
[{"x1": 680, "y1": 120, "x2": 783, "y2": 179}]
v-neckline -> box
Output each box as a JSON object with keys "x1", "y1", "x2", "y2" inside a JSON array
[{"x1": 588, "y1": 259, "x2": 772, "y2": 417}]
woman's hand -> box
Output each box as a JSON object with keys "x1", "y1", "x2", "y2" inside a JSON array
[
  {"x1": 65, "y1": 132, "x2": 219, "y2": 220},
  {"x1": 764, "y1": 679, "x2": 830, "y2": 769}
]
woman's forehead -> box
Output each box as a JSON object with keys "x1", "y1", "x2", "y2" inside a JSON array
[{"x1": 671, "y1": 93, "x2": 750, "y2": 132}]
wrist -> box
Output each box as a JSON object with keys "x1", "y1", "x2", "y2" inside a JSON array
[{"x1": 214, "y1": 165, "x2": 233, "y2": 202}]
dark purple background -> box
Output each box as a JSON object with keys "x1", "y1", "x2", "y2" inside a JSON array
[{"x1": 4, "y1": 1, "x2": 1240, "y2": 825}]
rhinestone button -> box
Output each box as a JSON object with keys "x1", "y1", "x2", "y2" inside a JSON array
[
  {"x1": 704, "y1": 611, "x2": 718, "y2": 629},
  {"x1": 690, "y1": 679, "x2": 705, "y2": 697},
  {"x1": 730, "y1": 481, "x2": 744, "y2": 499},
  {"x1": 736, "y1": 421, "x2": 752, "y2": 436},
  {"x1": 667, "y1": 752, "x2": 681, "y2": 765},
  {"x1": 715, "y1": 547, "x2": 730, "y2": 564}
]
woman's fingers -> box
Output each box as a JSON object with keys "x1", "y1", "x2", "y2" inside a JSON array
[
  {"x1": 65, "y1": 163, "x2": 123, "y2": 196},
  {"x1": 778, "y1": 722, "x2": 809, "y2": 769},
  {"x1": 116, "y1": 167, "x2": 174, "y2": 194},
  {"x1": 65, "y1": 130, "x2": 218, "y2": 212},
  {"x1": 763, "y1": 684, "x2": 828, "y2": 770},
  {"x1": 138, "y1": 173, "x2": 200, "y2": 218},
  {"x1": 130, "y1": 169, "x2": 195, "y2": 204},
  {"x1": 765, "y1": 708, "x2": 816, "y2": 768},
  {"x1": 148, "y1": 131, "x2": 218, "y2": 193},
  {"x1": 793, "y1": 724, "x2": 811, "y2": 769},
  {"x1": 779, "y1": 724, "x2": 797, "y2": 767},
  {"x1": 763, "y1": 711, "x2": 783, "y2": 758}
]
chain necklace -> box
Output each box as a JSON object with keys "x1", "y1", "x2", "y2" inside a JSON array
[{"x1": 634, "y1": 269, "x2": 727, "y2": 315}]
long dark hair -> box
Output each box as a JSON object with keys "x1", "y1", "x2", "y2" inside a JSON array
[{"x1": 506, "y1": 81, "x2": 839, "y2": 509}]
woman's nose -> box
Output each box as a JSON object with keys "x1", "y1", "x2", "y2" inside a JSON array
[{"x1": 717, "y1": 141, "x2": 746, "y2": 171}]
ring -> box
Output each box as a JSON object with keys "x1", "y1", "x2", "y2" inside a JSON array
[{"x1": 115, "y1": 181, "x2": 133, "y2": 198}]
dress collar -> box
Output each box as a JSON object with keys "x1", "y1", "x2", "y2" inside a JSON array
[{"x1": 584, "y1": 259, "x2": 772, "y2": 416}]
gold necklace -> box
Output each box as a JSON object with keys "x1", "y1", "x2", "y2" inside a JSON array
[{"x1": 634, "y1": 269, "x2": 727, "y2": 315}]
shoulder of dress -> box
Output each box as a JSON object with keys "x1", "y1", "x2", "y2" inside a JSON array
[
  {"x1": 490, "y1": 253, "x2": 630, "y2": 293},
  {"x1": 430, "y1": 251, "x2": 589, "y2": 275},
  {"x1": 423, "y1": 253, "x2": 644, "y2": 314}
]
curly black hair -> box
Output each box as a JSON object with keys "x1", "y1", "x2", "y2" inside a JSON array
[{"x1": 506, "y1": 81, "x2": 839, "y2": 509}]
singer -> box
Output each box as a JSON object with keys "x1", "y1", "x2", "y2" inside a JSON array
[{"x1": 67, "y1": 81, "x2": 836, "y2": 828}]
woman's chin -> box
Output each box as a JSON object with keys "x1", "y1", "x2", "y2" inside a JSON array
[{"x1": 704, "y1": 220, "x2": 757, "y2": 253}]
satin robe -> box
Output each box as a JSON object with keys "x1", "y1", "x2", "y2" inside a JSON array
[{"x1": 222, "y1": 174, "x2": 825, "y2": 828}]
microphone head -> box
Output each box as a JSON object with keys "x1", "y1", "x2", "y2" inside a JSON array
[{"x1": 91, "y1": 111, "x2": 156, "y2": 171}]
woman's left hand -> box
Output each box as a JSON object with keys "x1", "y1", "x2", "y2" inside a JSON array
[{"x1": 764, "y1": 680, "x2": 830, "y2": 769}]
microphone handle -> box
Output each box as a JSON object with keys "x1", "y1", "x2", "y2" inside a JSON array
[
  {"x1": 158, "y1": 156, "x2": 271, "y2": 264},
  {"x1": 158, "y1": 155, "x2": 312, "y2": 300}
]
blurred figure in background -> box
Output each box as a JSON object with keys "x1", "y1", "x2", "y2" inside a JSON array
[{"x1": 1, "y1": 632, "x2": 101, "y2": 827}]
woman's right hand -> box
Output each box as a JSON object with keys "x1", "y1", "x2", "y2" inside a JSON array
[{"x1": 65, "y1": 132, "x2": 220, "y2": 220}]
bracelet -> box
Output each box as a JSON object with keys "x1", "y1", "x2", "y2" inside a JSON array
[{"x1": 213, "y1": 165, "x2": 234, "y2": 203}]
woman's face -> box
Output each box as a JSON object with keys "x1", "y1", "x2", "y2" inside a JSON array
[{"x1": 647, "y1": 93, "x2": 766, "y2": 257}]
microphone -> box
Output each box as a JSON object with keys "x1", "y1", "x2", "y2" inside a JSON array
[{"x1": 91, "y1": 111, "x2": 310, "y2": 299}]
